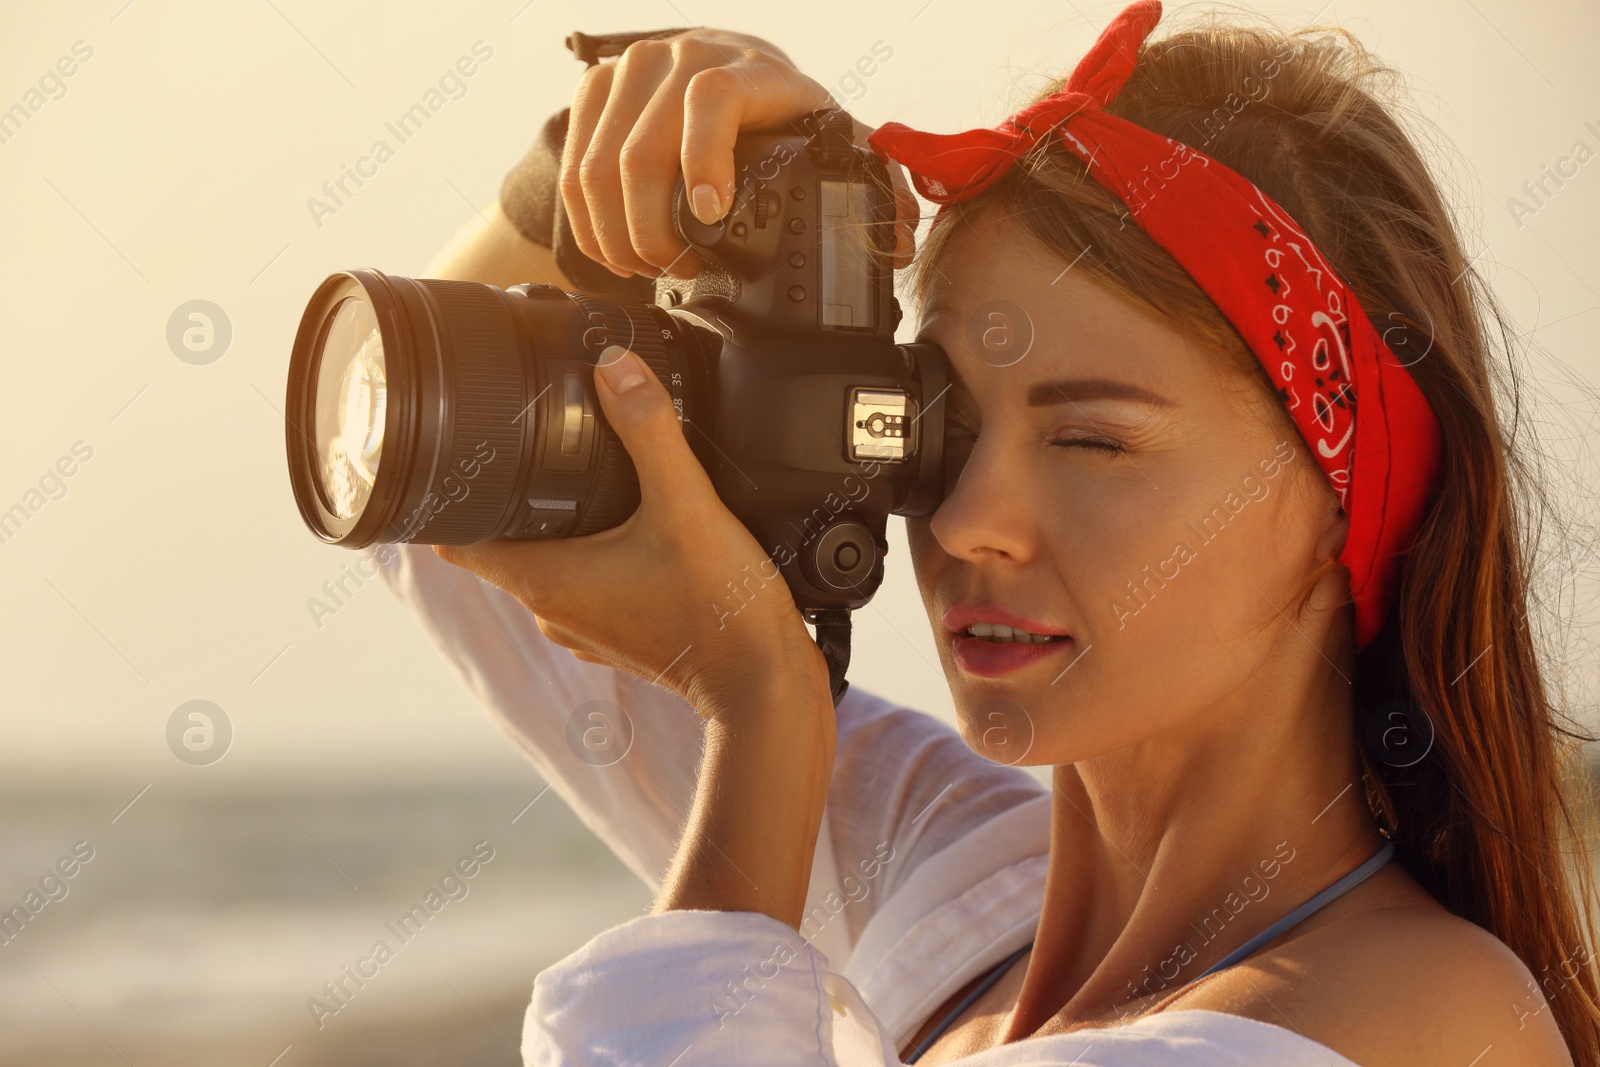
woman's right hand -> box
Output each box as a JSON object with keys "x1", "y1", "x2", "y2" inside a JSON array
[{"x1": 559, "y1": 28, "x2": 918, "y2": 280}]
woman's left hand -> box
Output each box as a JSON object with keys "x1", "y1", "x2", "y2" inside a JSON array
[
  {"x1": 438, "y1": 344, "x2": 837, "y2": 928},
  {"x1": 433, "y1": 344, "x2": 834, "y2": 728}
]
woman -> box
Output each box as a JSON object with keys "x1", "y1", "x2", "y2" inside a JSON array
[{"x1": 379, "y1": 3, "x2": 1599, "y2": 1062}]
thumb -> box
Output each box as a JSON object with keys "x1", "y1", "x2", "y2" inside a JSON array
[{"x1": 592, "y1": 344, "x2": 714, "y2": 513}]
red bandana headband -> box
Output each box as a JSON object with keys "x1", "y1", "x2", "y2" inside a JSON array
[{"x1": 867, "y1": 0, "x2": 1442, "y2": 650}]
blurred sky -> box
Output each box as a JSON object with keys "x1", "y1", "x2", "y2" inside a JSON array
[{"x1": 1, "y1": 0, "x2": 1597, "y2": 794}]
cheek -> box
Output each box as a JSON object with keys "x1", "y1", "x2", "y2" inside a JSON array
[
  {"x1": 905, "y1": 516, "x2": 944, "y2": 610},
  {"x1": 1021, "y1": 465, "x2": 1187, "y2": 635},
  {"x1": 905, "y1": 515, "x2": 933, "y2": 561},
  {"x1": 1093, "y1": 454, "x2": 1323, "y2": 672}
]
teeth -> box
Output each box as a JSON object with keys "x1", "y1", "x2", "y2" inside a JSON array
[{"x1": 965, "y1": 623, "x2": 1060, "y2": 644}]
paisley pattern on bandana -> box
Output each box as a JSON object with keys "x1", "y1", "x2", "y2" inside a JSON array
[{"x1": 1248, "y1": 188, "x2": 1358, "y2": 508}]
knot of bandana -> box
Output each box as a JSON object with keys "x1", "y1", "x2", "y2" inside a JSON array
[
  {"x1": 874, "y1": 1, "x2": 1159, "y2": 202},
  {"x1": 866, "y1": 0, "x2": 1442, "y2": 650}
]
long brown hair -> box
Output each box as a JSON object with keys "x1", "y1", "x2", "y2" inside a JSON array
[{"x1": 899, "y1": 8, "x2": 1600, "y2": 1059}]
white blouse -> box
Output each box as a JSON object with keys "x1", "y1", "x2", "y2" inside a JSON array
[{"x1": 374, "y1": 542, "x2": 1363, "y2": 1066}]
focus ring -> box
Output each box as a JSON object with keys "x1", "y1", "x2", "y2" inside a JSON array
[
  {"x1": 575, "y1": 434, "x2": 640, "y2": 535},
  {"x1": 408, "y1": 280, "x2": 525, "y2": 543}
]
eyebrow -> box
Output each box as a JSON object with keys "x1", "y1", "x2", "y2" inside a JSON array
[
  {"x1": 1025, "y1": 378, "x2": 1176, "y2": 408},
  {"x1": 916, "y1": 320, "x2": 1176, "y2": 409}
]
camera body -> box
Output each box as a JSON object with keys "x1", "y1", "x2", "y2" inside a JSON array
[
  {"x1": 635, "y1": 110, "x2": 946, "y2": 610},
  {"x1": 285, "y1": 109, "x2": 945, "y2": 615}
]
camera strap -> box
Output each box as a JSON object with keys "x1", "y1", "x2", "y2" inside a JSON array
[
  {"x1": 564, "y1": 28, "x2": 697, "y2": 67},
  {"x1": 807, "y1": 608, "x2": 853, "y2": 708}
]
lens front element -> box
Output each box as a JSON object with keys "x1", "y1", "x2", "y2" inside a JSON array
[
  {"x1": 313, "y1": 296, "x2": 387, "y2": 520},
  {"x1": 287, "y1": 270, "x2": 708, "y2": 548}
]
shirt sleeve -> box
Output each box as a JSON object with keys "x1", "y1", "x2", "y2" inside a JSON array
[
  {"x1": 816, "y1": 687, "x2": 1046, "y2": 949},
  {"x1": 372, "y1": 541, "x2": 700, "y2": 889},
  {"x1": 373, "y1": 540, "x2": 1045, "y2": 956},
  {"x1": 522, "y1": 909, "x2": 906, "y2": 1067}
]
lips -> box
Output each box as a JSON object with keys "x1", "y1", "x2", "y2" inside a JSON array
[
  {"x1": 942, "y1": 601, "x2": 1074, "y2": 678},
  {"x1": 942, "y1": 602, "x2": 1070, "y2": 638},
  {"x1": 950, "y1": 632, "x2": 1073, "y2": 677}
]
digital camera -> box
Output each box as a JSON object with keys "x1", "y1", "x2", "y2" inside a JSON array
[{"x1": 284, "y1": 108, "x2": 948, "y2": 614}]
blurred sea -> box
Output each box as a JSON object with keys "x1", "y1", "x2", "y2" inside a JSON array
[
  {"x1": 5, "y1": 764, "x2": 1596, "y2": 1065},
  {"x1": 0, "y1": 782, "x2": 651, "y2": 1067}
]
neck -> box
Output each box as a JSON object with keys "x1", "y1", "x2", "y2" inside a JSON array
[{"x1": 1007, "y1": 633, "x2": 1385, "y2": 1035}]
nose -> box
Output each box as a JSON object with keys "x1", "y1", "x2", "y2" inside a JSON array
[{"x1": 928, "y1": 437, "x2": 1036, "y2": 565}]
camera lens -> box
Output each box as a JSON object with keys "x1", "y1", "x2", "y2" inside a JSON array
[
  {"x1": 285, "y1": 270, "x2": 705, "y2": 549},
  {"x1": 311, "y1": 296, "x2": 386, "y2": 520}
]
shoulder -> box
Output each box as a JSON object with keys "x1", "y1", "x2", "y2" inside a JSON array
[{"x1": 1165, "y1": 901, "x2": 1574, "y2": 1067}]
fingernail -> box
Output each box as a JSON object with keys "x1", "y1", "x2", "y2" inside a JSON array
[
  {"x1": 690, "y1": 182, "x2": 723, "y2": 225},
  {"x1": 596, "y1": 345, "x2": 648, "y2": 393}
]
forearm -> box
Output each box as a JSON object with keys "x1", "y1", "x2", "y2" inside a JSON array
[
  {"x1": 653, "y1": 668, "x2": 836, "y2": 931},
  {"x1": 422, "y1": 200, "x2": 574, "y2": 289}
]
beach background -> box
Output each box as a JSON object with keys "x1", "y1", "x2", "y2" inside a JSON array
[{"x1": 2, "y1": 1, "x2": 1596, "y2": 1063}]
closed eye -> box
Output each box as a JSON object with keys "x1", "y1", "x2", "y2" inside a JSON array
[{"x1": 1048, "y1": 434, "x2": 1125, "y2": 456}]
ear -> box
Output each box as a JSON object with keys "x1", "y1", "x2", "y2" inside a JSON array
[{"x1": 1314, "y1": 500, "x2": 1351, "y2": 565}]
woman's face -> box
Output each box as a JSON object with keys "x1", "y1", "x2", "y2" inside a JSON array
[{"x1": 906, "y1": 212, "x2": 1347, "y2": 767}]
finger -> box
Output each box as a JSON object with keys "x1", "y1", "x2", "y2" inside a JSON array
[
  {"x1": 621, "y1": 65, "x2": 706, "y2": 279},
  {"x1": 680, "y1": 60, "x2": 831, "y2": 226},
  {"x1": 591, "y1": 344, "x2": 715, "y2": 516},
  {"x1": 581, "y1": 42, "x2": 676, "y2": 277},
  {"x1": 560, "y1": 61, "x2": 618, "y2": 277},
  {"x1": 679, "y1": 68, "x2": 745, "y2": 227}
]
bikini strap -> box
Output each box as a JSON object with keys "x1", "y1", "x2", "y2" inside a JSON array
[
  {"x1": 1194, "y1": 840, "x2": 1396, "y2": 980},
  {"x1": 903, "y1": 941, "x2": 1033, "y2": 1063},
  {"x1": 904, "y1": 840, "x2": 1395, "y2": 1062}
]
